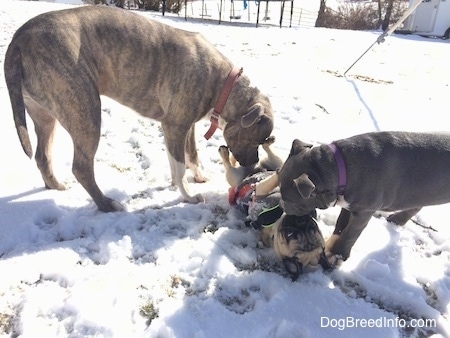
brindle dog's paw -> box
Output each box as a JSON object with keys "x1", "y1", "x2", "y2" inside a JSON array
[
  {"x1": 110, "y1": 200, "x2": 126, "y2": 212},
  {"x1": 99, "y1": 198, "x2": 125, "y2": 212},
  {"x1": 45, "y1": 181, "x2": 67, "y2": 191},
  {"x1": 193, "y1": 173, "x2": 208, "y2": 183}
]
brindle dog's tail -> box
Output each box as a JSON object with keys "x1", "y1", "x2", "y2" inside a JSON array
[{"x1": 4, "y1": 44, "x2": 33, "y2": 159}]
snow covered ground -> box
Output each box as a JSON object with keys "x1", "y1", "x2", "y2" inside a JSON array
[{"x1": 0, "y1": 1, "x2": 449, "y2": 337}]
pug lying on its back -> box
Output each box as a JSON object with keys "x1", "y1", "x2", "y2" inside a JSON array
[{"x1": 219, "y1": 137, "x2": 327, "y2": 280}]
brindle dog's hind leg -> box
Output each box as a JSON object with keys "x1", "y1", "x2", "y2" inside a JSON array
[
  {"x1": 65, "y1": 95, "x2": 123, "y2": 212},
  {"x1": 24, "y1": 98, "x2": 66, "y2": 190}
]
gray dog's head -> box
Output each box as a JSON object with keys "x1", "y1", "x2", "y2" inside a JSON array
[
  {"x1": 224, "y1": 100, "x2": 273, "y2": 166},
  {"x1": 278, "y1": 139, "x2": 336, "y2": 216}
]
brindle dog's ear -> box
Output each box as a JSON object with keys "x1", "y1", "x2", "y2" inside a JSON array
[
  {"x1": 289, "y1": 139, "x2": 313, "y2": 156},
  {"x1": 241, "y1": 103, "x2": 264, "y2": 128},
  {"x1": 293, "y1": 173, "x2": 315, "y2": 198}
]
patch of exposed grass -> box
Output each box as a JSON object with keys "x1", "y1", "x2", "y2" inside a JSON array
[
  {"x1": 139, "y1": 301, "x2": 158, "y2": 325},
  {"x1": 0, "y1": 312, "x2": 13, "y2": 335}
]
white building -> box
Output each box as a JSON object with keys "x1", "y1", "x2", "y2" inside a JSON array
[{"x1": 403, "y1": 0, "x2": 450, "y2": 39}]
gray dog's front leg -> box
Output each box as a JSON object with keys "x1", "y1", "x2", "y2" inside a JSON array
[{"x1": 325, "y1": 209, "x2": 374, "y2": 260}]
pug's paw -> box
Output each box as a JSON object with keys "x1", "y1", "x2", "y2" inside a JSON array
[{"x1": 324, "y1": 251, "x2": 344, "y2": 268}]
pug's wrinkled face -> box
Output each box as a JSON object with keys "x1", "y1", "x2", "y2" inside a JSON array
[{"x1": 271, "y1": 213, "x2": 330, "y2": 280}]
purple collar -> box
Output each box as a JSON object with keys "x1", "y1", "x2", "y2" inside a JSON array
[{"x1": 328, "y1": 143, "x2": 346, "y2": 196}]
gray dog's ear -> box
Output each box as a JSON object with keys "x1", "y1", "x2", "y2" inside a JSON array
[
  {"x1": 289, "y1": 139, "x2": 313, "y2": 156},
  {"x1": 241, "y1": 104, "x2": 264, "y2": 128},
  {"x1": 293, "y1": 173, "x2": 315, "y2": 198}
]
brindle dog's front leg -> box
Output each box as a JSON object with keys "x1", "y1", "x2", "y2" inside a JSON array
[
  {"x1": 185, "y1": 126, "x2": 207, "y2": 183},
  {"x1": 325, "y1": 209, "x2": 374, "y2": 261},
  {"x1": 162, "y1": 121, "x2": 204, "y2": 203}
]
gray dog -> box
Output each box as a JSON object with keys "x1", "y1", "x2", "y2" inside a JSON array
[
  {"x1": 276, "y1": 131, "x2": 450, "y2": 270},
  {"x1": 4, "y1": 6, "x2": 273, "y2": 211}
]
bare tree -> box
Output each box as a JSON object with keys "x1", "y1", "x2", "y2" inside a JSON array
[
  {"x1": 382, "y1": 0, "x2": 395, "y2": 31},
  {"x1": 315, "y1": 0, "x2": 327, "y2": 27},
  {"x1": 376, "y1": 0, "x2": 382, "y2": 28}
]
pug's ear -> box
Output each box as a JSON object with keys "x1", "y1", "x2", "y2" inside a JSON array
[
  {"x1": 293, "y1": 173, "x2": 315, "y2": 198},
  {"x1": 241, "y1": 104, "x2": 264, "y2": 128},
  {"x1": 289, "y1": 139, "x2": 313, "y2": 157}
]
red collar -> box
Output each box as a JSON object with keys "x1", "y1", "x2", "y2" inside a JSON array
[
  {"x1": 204, "y1": 67, "x2": 243, "y2": 140},
  {"x1": 228, "y1": 183, "x2": 255, "y2": 205}
]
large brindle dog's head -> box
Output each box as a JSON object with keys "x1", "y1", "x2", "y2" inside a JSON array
[{"x1": 224, "y1": 98, "x2": 274, "y2": 167}]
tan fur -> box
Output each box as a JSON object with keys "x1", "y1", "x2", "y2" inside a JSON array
[
  {"x1": 324, "y1": 234, "x2": 340, "y2": 256},
  {"x1": 219, "y1": 136, "x2": 282, "y2": 248},
  {"x1": 260, "y1": 227, "x2": 274, "y2": 248},
  {"x1": 218, "y1": 135, "x2": 282, "y2": 187},
  {"x1": 220, "y1": 137, "x2": 328, "y2": 273},
  {"x1": 271, "y1": 217, "x2": 325, "y2": 267},
  {"x1": 255, "y1": 172, "x2": 279, "y2": 196},
  {"x1": 218, "y1": 146, "x2": 252, "y2": 187}
]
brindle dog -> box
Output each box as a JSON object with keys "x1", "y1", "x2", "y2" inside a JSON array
[{"x1": 4, "y1": 6, "x2": 273, "y2": 211}]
